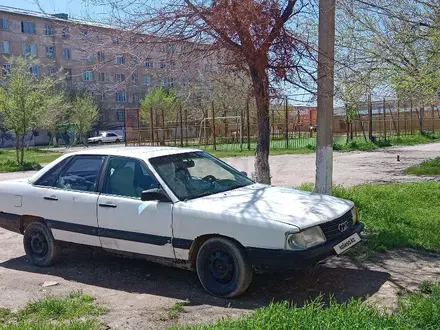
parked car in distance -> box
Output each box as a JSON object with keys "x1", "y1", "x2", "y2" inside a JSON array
[
  {"x1": 87, "y1": 132, "x2": 123, "y2": 144},
  {"x1": 0, "y1": 147, "x2": 364, "y2": 298}
]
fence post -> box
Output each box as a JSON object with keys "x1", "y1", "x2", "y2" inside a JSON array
[
  {"x1": 240, "y1": 107, "x2": 244, "y2": 151},
  {"x1": 368, "y1": 93, "x2": 373, "y2": 141},
  {"x1": 185, "y1": 107, "x2": 188, "y2": 146},
  {"x1": 123, "y1": 108, "x2": 127, "y2": 146},
  {"x1": 150, "y1": 106, "x2": 154, "y2": 146},
  {"x1": 419, "y1": 106, "x2": 424, "y2": 135},
  {"x1": 136, "y1": 108, "x2": 141, "y2": 145},
  {"x1": 212, "y1": 101, "x2": 216, "y2": 151},
  {"x1": 432, "y1": 105, "x2": 435, "y2": 134},
  {"x1": 271, "y1": 109, "x2": 275, "y2": 140},
  {"x1": 397, "y1": 100, "x2": 400, "y2": 137},
  {"x1": 383, "y1": 98, "x2": 387, "y2": 139},
  {"x1": 285, "y1": 96, "x2": 289, "y2": 148},
  {"x1": 410, "y1": 99, "x2": 413, "y2": 135},
  {"x1": 179, "y1": 104, "x2": 183, "y2": 147},
  {"x1": 246, "y1": 97, "x2": 251, "y2": 150}
]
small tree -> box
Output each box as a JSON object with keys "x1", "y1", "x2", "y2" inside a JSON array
[
  {"x1": 71, "y1": 93, "x2": 99, "y2": 145},
  {"x1": 140, "y1": 87, "x2": 178, "y2": 145},
  {"x1": 0, "y1": 56, "x2": 63, "y2": 164}
]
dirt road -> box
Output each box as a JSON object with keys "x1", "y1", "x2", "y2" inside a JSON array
[{"x1": 1, "y1": 142, "x2": 439, "y2": 186}]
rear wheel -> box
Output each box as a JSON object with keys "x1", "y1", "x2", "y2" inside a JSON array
[
  {"x1": 115, "y1": 139, "x2": 120, "y2": 143},
  {"x1": 196, "y1": 237, "x2": 253, "y2": 298},
  {"x1": 98, "y1": 140, "x2": 103, "y2": 145},
  {"x1": 23, "y1": 222, "x2": 59, "y2": 267}
]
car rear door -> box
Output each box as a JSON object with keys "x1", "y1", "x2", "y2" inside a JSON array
[
  {"x1": 36, "y1": 155, "x2": 106, "y2": 247},
  {"x1": 96, "y1": 156, "x2": 174, "y2": 258}
]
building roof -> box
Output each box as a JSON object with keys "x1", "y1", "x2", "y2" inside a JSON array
[{"x1": 0, "y1": 5, "x2": 120, "y2": 31}]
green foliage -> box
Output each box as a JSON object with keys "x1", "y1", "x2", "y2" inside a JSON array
[
  {"x1": 174, "y1": 282, "x2": 440, "y2": 330},
  {"x1": 0, "y1": 291, "x2": 106, "y2": 330},
  {"x1": 70, "y1": 93, "x2": 99, "y2": 144},
  {"x1": 0, "y1": 149, "x2": 60, "y2": 172},
  {"x1": 405, "y1": 157, "x2": 440, "y2": 176},
  {"x1": 0, "y1": 56, "x2": 65, "y2": 164},
  {"x1": 140, "y1": 87, "x2": 178, "y2": 123}
]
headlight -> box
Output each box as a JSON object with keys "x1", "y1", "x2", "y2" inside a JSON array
[
  {"x1": 286, "y1": 226, "x2": 326, "y2": 250},
  {"x1": 351, "y1": 206, "x2": 359, "y2": 224}
]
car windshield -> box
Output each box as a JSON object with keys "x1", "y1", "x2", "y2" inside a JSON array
[{"x1": 149, "y1": 151, "x2": 254, "y2": 201}]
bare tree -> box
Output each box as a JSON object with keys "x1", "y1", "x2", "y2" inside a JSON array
[{"x1": 81, "y1": 0, "x2": 315, "y2": 184}]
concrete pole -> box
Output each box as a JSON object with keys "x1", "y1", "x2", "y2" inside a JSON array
[{"x1": 315, "y1": 0, "x2": 336, "y2": 195}]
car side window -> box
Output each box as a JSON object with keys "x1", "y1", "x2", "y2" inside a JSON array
[
  {"x1": 103, "y1": 156, "x2": 159, "y2": 198},
  {"x1": 55, "y1": 156, "x2": 105, "y2": 192},
  {"x1": 34, "y1": 157, "x2": 72, "y2": 187}
]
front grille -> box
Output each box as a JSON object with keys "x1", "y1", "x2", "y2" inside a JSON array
[{"x1": 319, "y1": 210, "x2": 353, "y2": 241}]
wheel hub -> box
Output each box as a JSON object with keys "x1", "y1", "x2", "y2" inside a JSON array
[
  {"x1": 208, "y1": 251, "x2": 234, "y2": 284},
  {"x1": 30, "y1": 232, "x2": 48, "y2": 258}
]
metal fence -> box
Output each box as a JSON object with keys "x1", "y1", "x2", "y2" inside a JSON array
[{"x1": 124, "y1": 98, "x2": 440, "y2": 151}]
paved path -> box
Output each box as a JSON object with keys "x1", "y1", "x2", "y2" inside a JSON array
[{"x1": 1, "y1": 142, "x2": 439, "y2": 186}]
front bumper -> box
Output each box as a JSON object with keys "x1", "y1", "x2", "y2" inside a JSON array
[{"x1": 246, "y1": 222, "x2": 364, "y2": 270}]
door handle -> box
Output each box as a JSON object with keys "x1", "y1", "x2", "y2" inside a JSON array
[
  {"x1": 44, "y1": 196, "x2": 58, "y2": 201},
  {"x1": 99, "y1": 203, "x2": 117, "y2": 208}
]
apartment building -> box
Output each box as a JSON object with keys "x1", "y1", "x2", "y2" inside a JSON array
[{"x1": 0, "y1": 5, "x2": 214, "y2": 130}]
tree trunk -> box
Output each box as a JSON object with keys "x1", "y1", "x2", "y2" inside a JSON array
[
  {"x1": 20, "y1": 135, "x2": 25, "y2": 165},
  {"x1": 15, "y1": 133, "x2": 20, "y2": 164},
  {"x1": 249, "y1": 64, "x2": 271, "y2": 184}
]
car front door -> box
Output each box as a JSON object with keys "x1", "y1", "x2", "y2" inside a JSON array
[
  {"x1": 36, "y1": 155, "x2": 106, "y2": 247},
  {"x1": 96, "y1": 156, "x2": 174, "y2": 258}
]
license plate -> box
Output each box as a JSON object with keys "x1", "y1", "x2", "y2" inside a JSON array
[{"x1": 333, "y1": 233, "x2": 361, "y2": 255}]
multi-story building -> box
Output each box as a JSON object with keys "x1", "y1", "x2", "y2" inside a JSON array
[{"x1": 0, "y1": 5, "x2": 215, "y2": 131}]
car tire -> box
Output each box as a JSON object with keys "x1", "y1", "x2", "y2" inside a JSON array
[
  {"x1": 98, "y1": 140, "x2": 103, "y2": 145},
  {"x1": 23, "y1": 222, "x2": 59, "y2": 267},
  {"x1": 115, "y1": 139, "x2": 120, "y2": 143},
  {"x1": 196, "y1": 237, "x2": 253, "y2": 298}
]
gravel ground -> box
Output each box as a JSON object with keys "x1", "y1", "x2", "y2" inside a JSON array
[{"x1": 0, "y1": 143, "x2": 439, "y2": 329}]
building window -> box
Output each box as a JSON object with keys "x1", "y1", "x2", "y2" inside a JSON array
[
  {"x1": 116, "y1": 111, "x2": 125, "y2": 121},
  {"x1": 115, "y1": 92, "x2": 126, "y2": 102},
  {"x1": 62, "y1": 48, "x2": 71, "y2": 59},
  {"x1": 131, "y1": 56, "x2": 138, "y2": 65},
  {"x1": 44, "y1": 24, "x2": 53, "y2": 36},
  {"x1": 145, "y1": 58, "x2": 153, "y2": 68},
  {"x1": 48, "y1": 67, "x2": 57, "y2": 75},
  {"x1": 131, "y1": 74, "x2": 138, "y2": 85},
  {"x1": 2, "y1": 64, "x2": 11, "y2": 76},
  {"x1": 29, "y1": 65, "x2": 39, "y2": 76},
  {"x1": 161, "y1": 77, "x2": 175, "y2": 88},
  {"x1": 144, "y1": 75, "x2": 152, "y2": 85},
  {"x1": 21, "y1": 21, "x2": 36, "y2": 34},
  {"x1": 46, "y1": 46, "x2": 54, "y2": 58},
  {"x1": 97, "y1": 52, "x2": 105, "y2": 63},
  {"x1": 113, "y1": 38, "x2": 120, "y2": 45},
  {"x1": 98, "y1": 72, "x2": 105, "y2": 82},
  {"x1": 1, "y1": 41, "x2": 9, "y2": 54},
  {"x1": 160, "y1": 61, "x2": 166, "y2": 69},
  {"x1": 62, "y1": 27, "x2": 70, "y2": 39},
  {"x1": 0, "y1": 18, "x2": 8, "y2": 30},
  {"x1": 64, "y1": 68, "x2": 72, "y2": 80},
  {"x1": 114, "y1": 55, "x2": 125, "y2": 65},
  {"x1": 115, "y1": 73, "x2": 125, "y2": 83},
  {"x1": 132, "y1": 93, "x2": 140, "y2": 104},
  {"x1": 22, "y1": 43, "x2": 37, "y2": 56},
  {"x1": 87, "y1": 55, "x2": 94, "y2": 63},
  {"x1": 82, "y1": 71, "x2": 94, "y2": 81}
]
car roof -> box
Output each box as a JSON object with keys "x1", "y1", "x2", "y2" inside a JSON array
[{"x1": 67, "y1": 146, "x2": 202, "y2": 160}]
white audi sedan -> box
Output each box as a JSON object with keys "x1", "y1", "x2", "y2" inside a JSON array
[
  {"x1": 0, "y1": 147, "x2": 364, "y2": 298},
  {"x1": 87, "y1": 132, "x2": 123, "y2": 144}
]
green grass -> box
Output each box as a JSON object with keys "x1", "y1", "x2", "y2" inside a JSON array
[
  {"x1": 173, "y1": 282, "x2": 440, "y2": 330},
  {"x1": 299, "y1": 182, "x2": 440, "y2": 253},
  {"x1": 0, "y1": 291, "x2": 106, "y2": 330},
  {"x1": 405, "y1": 157, "x2": 440, "y2": 176},
  {"x1": 0, "y1": 149, "x2": 61, "y2": 172}
]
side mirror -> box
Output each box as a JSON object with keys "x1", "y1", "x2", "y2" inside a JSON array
[
  {"x1": 141, "y1": 188, "x2": 171, "y2": 202},
  {"x1": 240, "y1": 171, "x2": 248, "y2": 177}
]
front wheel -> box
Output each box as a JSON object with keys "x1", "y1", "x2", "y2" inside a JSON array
[
  {"x1": 115, "y1": 139, "x2": 120, "y2": 143},
  {"x1": 98, "y1": 140, "x2": 103, "y2": 145},
  {"x1": 196, "y1": 237, "x2": 253, "y2": 298},
  {"x1": 23, "y1": 222, "x2": 59, "y2": 267}
]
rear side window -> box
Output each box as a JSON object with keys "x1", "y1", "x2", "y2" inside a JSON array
[
  {"x1": 56, "y1": 156, "x2": 106, "y2": 192},
  {"x1": 34, "y1": 157, "x2": 72, "y2": 187}
]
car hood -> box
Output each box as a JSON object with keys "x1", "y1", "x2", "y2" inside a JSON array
[{"x1": 183, "y1": 184, "x2": 353, "y2": 230}]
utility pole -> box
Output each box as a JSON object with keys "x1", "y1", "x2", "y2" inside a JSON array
[{"x1": 315, "y1": 0, "x2": 336, "y2": 195}]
